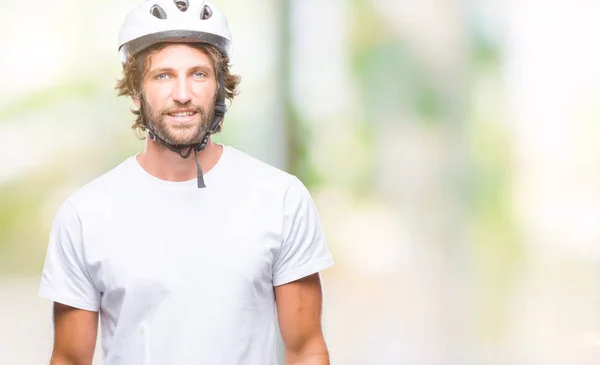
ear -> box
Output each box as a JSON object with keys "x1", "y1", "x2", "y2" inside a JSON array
[{"x1": 132, "y1": 96, "x2": 141, "y2": 108}]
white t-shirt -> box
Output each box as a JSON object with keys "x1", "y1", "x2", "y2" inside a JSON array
[{"x1": 38, "y1": 145, "x2": 334, "y2": 365}]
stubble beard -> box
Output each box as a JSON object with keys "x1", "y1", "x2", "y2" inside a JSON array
[{"x1": 141, "y1": 94, "x2": 215, "y2": 146}]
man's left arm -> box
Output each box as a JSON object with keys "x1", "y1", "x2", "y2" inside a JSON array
[{"x1": 275, "y1": 273, "x2": 330, "y2": 365}]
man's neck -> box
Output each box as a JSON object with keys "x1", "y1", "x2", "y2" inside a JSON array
[{"x1": 136, "y1": 138, "x2": 223, "y2": 182}]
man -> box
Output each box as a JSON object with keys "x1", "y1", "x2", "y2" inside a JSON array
[{"x1": 37, "y1": 0, "x2": 334, "y2": 364}]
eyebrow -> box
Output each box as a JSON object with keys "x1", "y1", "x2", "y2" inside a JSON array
[{"x1": 149, "y1": 65, "x2": 214, "y2": 75}]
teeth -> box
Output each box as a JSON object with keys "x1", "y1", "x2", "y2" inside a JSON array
[{"x1": 171, "y1": 112, "x2": 194, "y2": 117}]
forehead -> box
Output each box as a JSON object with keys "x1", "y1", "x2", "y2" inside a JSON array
[{"x1": 146, "y1": 44, "x2": 214, "y2": 71}]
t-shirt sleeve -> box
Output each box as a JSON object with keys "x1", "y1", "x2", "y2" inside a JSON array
[
  {"x1": 38, "y1": 199, "x2": 101, "y2": 311},
  {"x1": 272, "y1": 177, "x2": 334, "y2": 286}
]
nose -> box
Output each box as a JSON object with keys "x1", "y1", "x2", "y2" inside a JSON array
[{"x1": 172, "y1": 77, "x2": 192, "y2": 104}]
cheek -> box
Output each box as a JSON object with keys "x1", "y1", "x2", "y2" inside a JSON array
[
  {"x1": 193, "y1": 83, "x2": 217, "y2": 104},
  {"x1": 145, "y1": 89, "x2": 171, "y2": 109}
]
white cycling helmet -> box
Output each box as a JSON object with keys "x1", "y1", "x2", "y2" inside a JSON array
[{"x1": 118, "y1": 0, "x2": 232, "y2": 64}]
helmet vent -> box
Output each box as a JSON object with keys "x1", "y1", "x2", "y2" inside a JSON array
[
  {"x1": 150, "y1": 5, "x2": 167, "y2": 19},
  {"x1": 201, "y1": 5, "x2": 213, "y2": 20},
  {"x1": 174, "y1": 0, "x2": 188, "y2": 12}
]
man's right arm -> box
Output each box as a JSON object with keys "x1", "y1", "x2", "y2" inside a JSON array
[
  {"x1": 37, "y1": 199, "x2": 101, "y2": 364},
  {"x1": 50, "y1": 302, "x2": 99, "y2": 365}
]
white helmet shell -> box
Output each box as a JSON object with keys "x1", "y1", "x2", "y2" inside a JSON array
[{"x1": 118, "y1": 0, "x2": 232, "y2": 64}]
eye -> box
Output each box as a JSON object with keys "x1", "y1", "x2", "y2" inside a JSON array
[
  {"x1": 155, "y1": 73, "x2": 170, "y2": 80},
  {"x1": 193, "y1": 71, "x2": 206, "y2": 78}
]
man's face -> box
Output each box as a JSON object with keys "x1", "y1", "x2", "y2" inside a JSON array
[{"x1": 137, "y1": 44, "x2": 218, "y2": 146}]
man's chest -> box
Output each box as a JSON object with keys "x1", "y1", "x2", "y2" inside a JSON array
[{"x1": 82, "y1": 200, "x2": 283, "y2": 307}]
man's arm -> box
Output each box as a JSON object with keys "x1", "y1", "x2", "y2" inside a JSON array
[
  {"x1": 275, "y1": 273, "x2": 330, "y2": 365},
  {"x1": 50, "y1": 302, "x2": 99, "y2": 365}
]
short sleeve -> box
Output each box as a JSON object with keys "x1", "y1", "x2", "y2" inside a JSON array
[
  {"x1": 272, "y1": 177, "x2": 334, "y2": 286},
  {"x1": 38, "y1": 199, "x2": 101, "y2": 311}
]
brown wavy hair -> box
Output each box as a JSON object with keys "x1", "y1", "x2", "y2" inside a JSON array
[{"x1": 115, "y1": 42, "x2": 241, "y2": 138}]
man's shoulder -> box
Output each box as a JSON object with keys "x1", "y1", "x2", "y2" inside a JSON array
[
  {"x1": 225, "y1": 146, "x2": 297, "y2": 190},
  {"x1": 66, "y1": 156, "x2": 133, "y2": 210}
]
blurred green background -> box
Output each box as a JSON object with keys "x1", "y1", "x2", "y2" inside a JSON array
[{"x1": 2, "y1": 0, "x2": 600, "y2": 364}]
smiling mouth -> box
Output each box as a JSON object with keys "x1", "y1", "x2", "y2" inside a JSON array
[{"x1": 168, "y1": 111, "x2": 197, "y2": 117}]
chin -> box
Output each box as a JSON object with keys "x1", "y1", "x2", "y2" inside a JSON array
[
  {"x1": 166, "y1": 133, "x2": 204, "y2": 146},
  {"x1": 158, "y1": 126, "x2": 197, "y2": 144}
]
